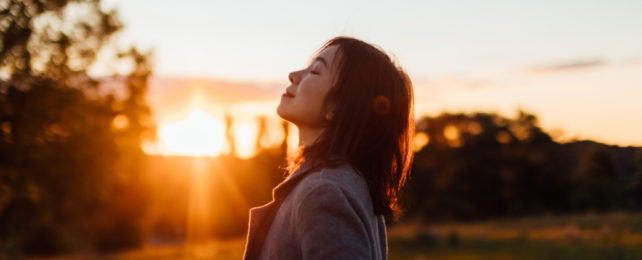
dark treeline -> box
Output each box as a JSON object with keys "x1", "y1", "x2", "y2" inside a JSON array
[{"x1": 401, "y1": 111, "x2": 642, "y2": 222}]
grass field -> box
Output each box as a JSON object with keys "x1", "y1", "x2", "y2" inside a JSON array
[
  {"x1": 36, "y1": 212, "x2": 642, "y2": 260},
  {"x1": 387, "y1": 211, "x2": 642, "y2": 260}
]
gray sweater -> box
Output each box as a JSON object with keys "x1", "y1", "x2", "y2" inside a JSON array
[{"x1": 243, "y1": 161, "x2": 388, "y2": 260}]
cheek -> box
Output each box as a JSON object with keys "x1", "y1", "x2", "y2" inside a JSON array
[
  {"x1": 301, "y1": 77, "x2": 332, "y2": 100},
  {"x1": 301, "y1": 81, "x2": 331, "y2": 108},
  {"x1": 295, "y1": 80, "x2": 332, "y2": 121}
]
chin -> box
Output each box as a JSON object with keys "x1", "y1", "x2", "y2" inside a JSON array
[
  {"x1": 277, "y1": 108, "x2": 301, "y2": 127},
  {"x1": 276, "y1": 105, "x2": 289, "y2": 121}
]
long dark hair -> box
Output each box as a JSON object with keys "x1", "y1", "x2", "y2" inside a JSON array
[{"x1": 286, "y1": 36, "x2": 415, "y2": 220}]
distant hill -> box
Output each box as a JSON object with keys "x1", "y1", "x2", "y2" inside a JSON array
[{"x1": 562, "y1": 140, "x2": 641, "y2": 180}]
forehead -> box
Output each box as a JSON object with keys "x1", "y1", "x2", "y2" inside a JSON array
[
  {"x1": 309, "y1": 45, "x2": 341, "y2": 68},
  {"x1": 317, "y1": 45, "x2": 340, "y2": 60}
]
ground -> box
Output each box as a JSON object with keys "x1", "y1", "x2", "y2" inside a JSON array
[{"x1": 37, "y1": 211, "x2": 642, "y2": 260}]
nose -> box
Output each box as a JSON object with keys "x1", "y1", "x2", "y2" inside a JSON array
[{"x1": 288, "y1": 71, "x2": 299, "y2": 85}]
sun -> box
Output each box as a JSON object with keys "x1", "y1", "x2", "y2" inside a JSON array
[{"x1": 157, "y1": 109, "x2": 226, "y2": 157}]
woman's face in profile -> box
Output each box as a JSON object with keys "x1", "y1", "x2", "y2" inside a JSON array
[{"x1": 277, "y1": 45, "x2": 340, "y2": 129}]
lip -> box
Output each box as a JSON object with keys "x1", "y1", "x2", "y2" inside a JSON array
[{"x1": 282, "y1": 92, "x2": 295, "y2": 98}]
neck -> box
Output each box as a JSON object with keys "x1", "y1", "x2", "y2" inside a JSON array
[{"x1": 297, "y1": 125, "x2": 324, "y2": 148}]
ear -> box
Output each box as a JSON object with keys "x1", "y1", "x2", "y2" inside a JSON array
[
  {"x1": 325, "y1": 109, "x2": 335, "y2": 121},
  {"x1": 324, "y1": 103, "x2": 336, "y2": 121}
]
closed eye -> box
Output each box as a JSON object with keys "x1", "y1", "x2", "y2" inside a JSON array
[{"x1": 308, "y1": 63, "x2": 321, "y2": 75}]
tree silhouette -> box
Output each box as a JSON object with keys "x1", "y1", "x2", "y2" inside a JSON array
[
  {"x1": 1, "y1": 0, "x2": 121, "y2": 79},
  {"x1": 402, "y1": 110, "x2": 573, "y2": 221},
  {"x1": 627, "y1": 149, "x2": 642, "y2": 208},
  {"x1": 571, "y1": 147, "x2": 620, "y2": 211},
  {"x1": 0, "y1": 0, "x2": 153, "y2": 256},
  {"x1": 255, "y1": 116, "x2": 268, "y2": 152},
  {"x1": 225, "y1": 113, "x2": 236, "y2": 156}
]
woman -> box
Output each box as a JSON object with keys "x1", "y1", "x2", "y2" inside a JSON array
[{"x1": 243, "y1": 36, "x2": 414, "y2": 260}]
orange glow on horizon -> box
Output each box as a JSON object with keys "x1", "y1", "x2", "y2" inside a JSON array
[
  {"x1": 152, "y1": 109, "x2": 226, "y2": 157},
  {"x1": 143, "y1": 104, "x2": 290, "y2": 158},
  {"x1": 233, "y1": 119, "x2": 258, "y2": 159}
]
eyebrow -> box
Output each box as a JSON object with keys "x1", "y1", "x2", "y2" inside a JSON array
[{"x1": 313, "y1": 57, "x2": 328, "y2": 68}]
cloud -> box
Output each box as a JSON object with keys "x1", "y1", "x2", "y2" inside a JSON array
[{"x1": 524, "y1": 58, "x2": 608, "y2": 73}]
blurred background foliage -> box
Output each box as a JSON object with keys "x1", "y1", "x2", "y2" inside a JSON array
[
  {"x1": 0, "y1": 0, "x2": 153, "y2": 255},
  {"x1": 403, "y1": 111, "x2": 642, "y2": 222},
  {"x1": 0, "y1": 0, "x2": 641, "y2": 258}
]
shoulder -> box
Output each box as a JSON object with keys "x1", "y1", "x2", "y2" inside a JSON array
[
  {"x1": 289, "y1": 162, "x2": 373, "y2": 215},
  {"x1": 296, "y1": 163, "x2": 369, "y2": 198}
]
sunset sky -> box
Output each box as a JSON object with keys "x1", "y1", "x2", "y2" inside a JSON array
[{"x1": 100, "y1": 0, "x2": 642, "y2": 153}]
